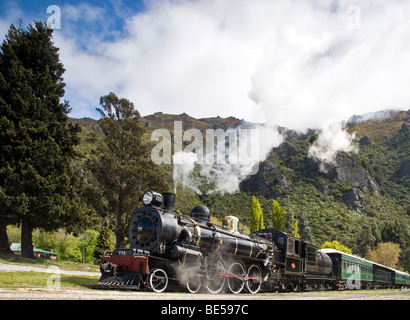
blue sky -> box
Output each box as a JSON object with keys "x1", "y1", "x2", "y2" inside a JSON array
[
  {"x1": 1, "y1": 0, "x2": 410, "y2": 130},
  {"x1": 1, "y1": 1, "x2": 146, "y2": 46},
  {"x1": 0, "y1": 0, "x2": 146, "y2": 25}
]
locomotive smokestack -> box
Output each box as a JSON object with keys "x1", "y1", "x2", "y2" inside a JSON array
[{"x1": 162, "y1": 193, "x2": 176, "y2": 211}]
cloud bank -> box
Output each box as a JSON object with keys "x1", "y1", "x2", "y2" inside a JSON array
[{"x1": 46, "y1": 0, "x2": 410, "y2": 126}]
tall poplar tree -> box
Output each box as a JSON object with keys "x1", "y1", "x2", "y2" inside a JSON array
[
  {"x1": 271, "y1": 200, "x2": 286, "y2": 232},
  {"x1": 0, "y1": 22, "x2": 89, "y2": 258},
  {"x1": 250, "y1": 196, "x2": 264, "y2": 233}
]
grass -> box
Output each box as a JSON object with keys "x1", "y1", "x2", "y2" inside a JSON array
[
  {"x1": 0, "y1": 253, "x2": 100, "y2": 289},
  {"x1": 0, "y1": 253, "x2": 100, "y2": 273},
  {"x1": 0, "y1": 271, "x2": 99, "y2": 289}
]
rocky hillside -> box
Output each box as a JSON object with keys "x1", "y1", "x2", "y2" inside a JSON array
[
  {"x1": 241, "y1": 110, "x2": 409, "y2": 245},
  {"x1": 70, "y1": 109, "x2": 410, "y2": 257}
]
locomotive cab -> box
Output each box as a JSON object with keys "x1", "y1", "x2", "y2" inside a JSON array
[{"x1": 255, "y1": 228, "x2": 302, "y2": 273}]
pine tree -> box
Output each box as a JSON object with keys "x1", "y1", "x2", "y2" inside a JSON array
[
  {"x1": 284, "y1": 209, "x2": 300, "y2": 238},
  {"x1": 94, "y1": 225, "x2": 115, "y2": 260},
  {"x1": 355, "y1": 224, "x2": 377, "y2": 257},
  {"x1": 298, "y1": 213, "x2": 314, "y2": 243},
  {"x1": 271, "y1": 200, "x2": 286, "y2": 231},
  {"x1": 0, "y1": 22, "x2": 90, "y2": 259},
  {"x1": 250, "y1": 196, "x2": 264, "y2": 233},
  {"x1": 88, "y1": 92, "x2": 169, "y2": 248},
  {"x1": 399, "y1": 247, "x2": 410, "y2": 273}
]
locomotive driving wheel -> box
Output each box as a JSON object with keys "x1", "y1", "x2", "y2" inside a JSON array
[
  {"x1": 148, "y1": 268, "x2": 168, "y2": 293},
  {"x1": 205, "y1": 260, "x2": 226, "y2": 294},
  {"x1": 246, "y1": 264, "x2": 262, "y2": 294},
  {"x1": 186, "y1": 273, "x2": 201, "y2": 293},
  {"x1": 227, "y1": 261, "x2": 246, "y2": 294}
]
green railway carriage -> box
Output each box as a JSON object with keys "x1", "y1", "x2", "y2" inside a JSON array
[
  {"x1": 320, "y1": 248, "x2": 410, "y2": 289},
  {"x1": 395, "y1": 270, "x2": 410, "y2": 287},
  {"x1": 372, "y1": 262, "x2": 394, "y2": 287},
  {"x1": 320, "y1": 249, "x2": 373, "y2": 289}
]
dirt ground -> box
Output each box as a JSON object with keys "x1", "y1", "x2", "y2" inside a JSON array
[{"x1": 0, "y1": 286, "x2": 409, "y2": 300}]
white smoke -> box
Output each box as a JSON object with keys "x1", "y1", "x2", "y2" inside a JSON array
[
  {"x1": 347, "y1": 109, "x2": 396, "y2": 125},
  {"x1": 173, "y1": 151, "x2": 201, "y2": 194},
  {"x1": 308, "y1": 122, "x2": 357, "y2": 170},
  {"x1": 173, "y1": 123, "x2": 283, "y2": 194}
]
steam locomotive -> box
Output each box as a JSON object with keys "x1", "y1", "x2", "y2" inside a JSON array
[{"x1": 93, "y1": 191, "x2": 410, "y2": 293}]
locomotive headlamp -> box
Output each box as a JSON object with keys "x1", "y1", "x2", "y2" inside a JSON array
[{"x1": 142, "y1": 190, "x2": 163, "y2": 207}]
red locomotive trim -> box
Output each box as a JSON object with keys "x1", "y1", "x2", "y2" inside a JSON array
[
  {"x1": 102, "y1": 255, "x2": 149, "y2": 274},
  {"x1": 214, "y1": 272, "x2": 259, "y2": 280}
]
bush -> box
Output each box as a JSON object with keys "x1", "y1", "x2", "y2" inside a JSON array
[
  {"x1": 32, "y1": 228, "x2": 99, "y2": 263},
  {"x1": 321, "y1": 240, "x2": 352, "y2": 254},
  {"x1": 78, "y1": 229, "x2": 99, "y2": 263}
]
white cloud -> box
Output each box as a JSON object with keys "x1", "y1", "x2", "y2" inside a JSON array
[
  {"x1": 49, "y1": 0, "x2": 410, "y2": 127},
  {"x1": 63, "y1": 3, "x2": 106, "y2": 23},
  {"x1": 3, "y1": 0, "x2": 410, "y2": 124},
  {"x1": 54, "y1": 0, "x2": 271, "y2": 119},
  {"x1": 248, "y1": 0, "x2": 410, "y2": 130}
]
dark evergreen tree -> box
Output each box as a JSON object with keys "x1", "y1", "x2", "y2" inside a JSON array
[
  {"x1": 298, "y1": 213, "x2": 314, "y2": 243},
  {"x1": 88, "y1": 92, "x2": 169, "y2": 248},
  {"x1": 94, "y1": 224, "x2": 115, "y2": 260},
  {"x1": 353, "y1": 220, "x2": 381, "y2": 257},
  {"x1": 381, "y1": 219, "x2": 410, "y2": 250},
  {"x1": 399, "y1": 247, "x2": 410, "y2": 273},
  {"x1": 0, "y1": 22, "x2": 91, "y2": 258}
]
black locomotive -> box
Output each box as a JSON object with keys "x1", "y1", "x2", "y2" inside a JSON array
[{"x1": 93, "y1": 190, "x2": 410, "y2": 293}]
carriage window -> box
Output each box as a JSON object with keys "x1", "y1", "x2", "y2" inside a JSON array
[{"x1": 277, "y1": 236, "x2": 285, "y2": 246}]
